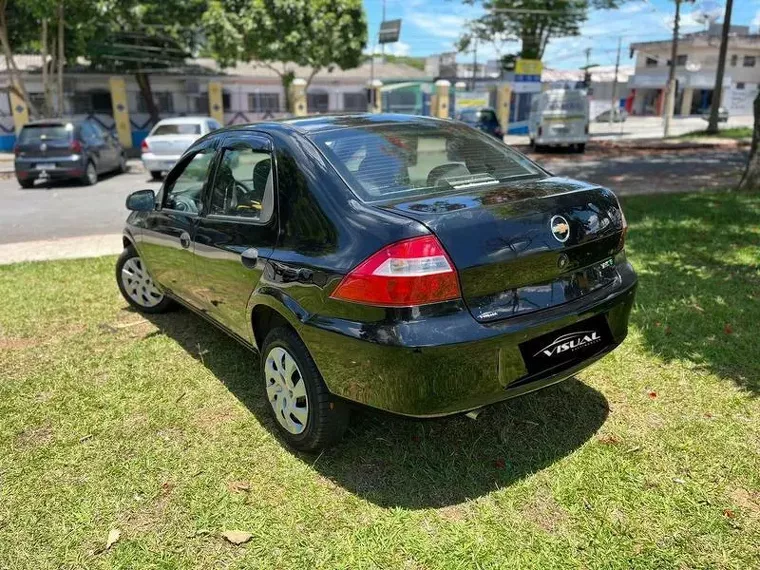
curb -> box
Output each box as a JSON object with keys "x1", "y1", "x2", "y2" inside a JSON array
[{"x1": 0, "y1": 234, "x2": 123, "y2": 265}]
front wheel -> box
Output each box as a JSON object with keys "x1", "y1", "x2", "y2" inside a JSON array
[
  {"x1": 261, "y1": 327, "x2": 349, "y2": 451},
  {"x1": 150, "y1": 170, "x2": 162, "y2": 181},
  {"x1": 576, "y1": 143, "x2": 586, "y2": 153},
  {"x1": 116, "y1": 245, "x2": 174, "y2": 313}
]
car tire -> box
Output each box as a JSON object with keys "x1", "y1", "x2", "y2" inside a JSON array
[
  {"x1": 576, "y1": 143, "x2": 586, "y2": 153},
  {"x1": 117, "y1": 153, "x2": 127, "y2": 173},
  {"x1": 81, "y1": 160, "x2": 98, "y2": 186},
  {"x1": 17, "y1": 178, "x2": 34, "y2": 189},
  {"x1": 116, "y1": 245, "x2": 175, "y2": 314},
  {"x1": 261, "y1": 327, "x2": 349, "y2": 452},
  {"x1": 150, "y1": 170, "x2": 162, "y2": 181}
]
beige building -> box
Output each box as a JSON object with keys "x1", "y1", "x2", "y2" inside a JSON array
[{"x1": 629, "y1": 24, "x2": 759, "y2": 117}]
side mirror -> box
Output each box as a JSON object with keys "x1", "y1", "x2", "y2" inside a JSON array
[{"x1": 126, "y1": 189, "x2": 156, "y2": 211}]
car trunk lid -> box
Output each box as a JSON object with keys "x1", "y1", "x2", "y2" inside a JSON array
[
  {"x1": 377, "y1": 177, "x2": 626, "y2": 322},
  {"x1": 144, "y1": 134, "x2": 198, "y2": 156},
  {"x1": 15, "y1": 123, "x2": 75, "y2": 160}
]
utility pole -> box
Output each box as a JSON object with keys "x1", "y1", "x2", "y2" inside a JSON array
[
  {"x1": 583, "y1": 47, "x2": 592, "y2": 86},
  {"x1": 664, "y1": 0, "x2": 682, "y2": 137},
  {"x1": 707, "y1": 0, "x2": 733, "y2": 133},
  {"x1": 380, "y1": 0, "x2": 386, "y2": 60},
  {"x1": 471, "y1": 38, "x2": 478, "y2": 91},
  {"x1": 609, "y1": 37, "x2": 622, "y2": 126}
]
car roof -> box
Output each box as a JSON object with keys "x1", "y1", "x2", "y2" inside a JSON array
[
  {"x1": 223, "y1": 113, "x2": 453, "y2": 136},
  {"x1": 154, "y1": 116, "x2": 213, "y2": 125}
]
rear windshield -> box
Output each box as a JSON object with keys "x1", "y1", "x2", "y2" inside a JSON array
[
  {"x1": 313, "y1": 122, "x2": 543, "y2": 201},
  {"x1": 18, "y1": 124, "x2": 72, "y2": 144},
  {"x1": 151, "y1": 123, "x2": 201, "y2": 136},
  {"x1": 545, "y1": 96, "x2": 586, "y2": 113}
]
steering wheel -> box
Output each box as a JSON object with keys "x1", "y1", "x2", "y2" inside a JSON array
[
  {"x1": 171, "y1": 193, "x2": 199, "y2": 214},
  {"x1": 231, "y1": 180, "x2": 262, "y2": 212}
]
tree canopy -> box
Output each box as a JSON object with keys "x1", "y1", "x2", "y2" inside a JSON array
[
  {"x1": 203, "y1": 0, "x2": 367, "y2": 109},
  {"x1": 460, "y1": 0, "x2": 626, "y2": 61}
]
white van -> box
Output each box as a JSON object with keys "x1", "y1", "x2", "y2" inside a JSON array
[{"x1": 528, "y1": 89, "x2": 589, "y2": 152}]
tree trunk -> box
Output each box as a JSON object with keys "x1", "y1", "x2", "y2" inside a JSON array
[
  {"x1": 41, "y1": 19, "x2": 52, "y2": 117},
  {"x1": 135, "y1": 71, "x2": 160, "y2": 125},
  {"x1": 0, "y1": 0, "x2": 38, "y2": 117},
  {"x1": 738, "y1": 91, "x2": 760, "y2": 192},
  {"x1": 707, "y1": 0, "x2": 733, "y2": 134},
  {"x1": 57, "y1": 2, "x2": 64, "y2": 116}
]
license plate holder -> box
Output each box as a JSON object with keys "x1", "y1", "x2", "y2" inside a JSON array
[
  {"x1": 519, "y1": 314, "x2": 613, "y2": 376},
  {"x1": 36, "y1": 163, "x2": 55, "y2": 171}
]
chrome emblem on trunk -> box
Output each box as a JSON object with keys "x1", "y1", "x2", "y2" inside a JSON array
[
  {"x1": 40, "y1": 143, "x2": 47, "y2": 152},
  {"x1": 550, "y1": 215, "x2": 570, "y2": 243}
]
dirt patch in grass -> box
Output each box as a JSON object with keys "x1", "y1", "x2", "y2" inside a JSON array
[
  {"x1": 15, "y1": 423, "x2": 54, "y2": 447},
  {"x1": 0, "y1": 336, "x2": 39, "y2": 351},
  {"x1": 731, "y1": 488, "x2": 760, "y2": 519},
  {"x1": 520, "y1": 488, "x2": 568, "y2": 533},
  {"x1": 193, "y1": 404, "x2": 239, "y2": 431}
]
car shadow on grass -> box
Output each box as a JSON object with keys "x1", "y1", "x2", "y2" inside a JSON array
[
  {"x1": 141, "y1": 309, "x2": 609, "y2": 509},
  {"x1": 621, "y1": 191, "x2": 759, "y2": 394}
]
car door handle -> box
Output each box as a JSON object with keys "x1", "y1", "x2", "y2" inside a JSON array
[
  {"x1": 179, "y1": 232, "x2": 191, "y2": 249},
  {"x1": 241, "y1": 247, "x2": 259, "y2": 269}
]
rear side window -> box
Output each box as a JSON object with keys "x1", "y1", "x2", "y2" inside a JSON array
[
  {"x1": 18, "y1": 124, "x2": 72, "y2": 144},
  {"x1": 152, "y1": 123, "x2": 202, "y2": 136},
  {"x1": 208, "y1": 147, "x2": 274, "y2": 221},
  {"x1": 314, "y1": 122, "x2": 543, "y2": 201}
]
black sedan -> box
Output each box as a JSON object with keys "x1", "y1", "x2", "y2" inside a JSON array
[
  {"x1": 14, "y1": 118, "x2": 127, "y2": 188},
  {"x1": 117, "y1": 114, "x2": 637, "y2": 451}
]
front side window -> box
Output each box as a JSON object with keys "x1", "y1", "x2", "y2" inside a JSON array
[
  {"x1": 163, "y1": 150, "x2": 215, "y2": 213},
  {"x1": 208, "y1": 146, "x2": 274, "y2": 221},
  {"x1": 314, "y1": 122, "x2": 544, "y2": 201}
]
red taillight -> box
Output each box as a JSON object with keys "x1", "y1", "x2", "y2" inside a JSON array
[
  {"x1": 70, "y1": 139, "x2": 82, "y2": 153},
  {"x1": 330, "y1": 235, "x2": 461, "y2": 307},
  {"x1": 141, "y1": 139, "x2": 149, "y2": 153}
]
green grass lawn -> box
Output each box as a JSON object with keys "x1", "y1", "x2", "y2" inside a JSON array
[
  {"x1": 1, "y1": 191, "x2": 759, "y2": 569},
  {"x1": 677, "y1": 127, "x2": 753, "y2": 140}
]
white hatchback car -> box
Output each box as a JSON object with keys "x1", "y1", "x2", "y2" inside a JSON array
[{"x1": 141, "y1": 117, "x2": 222, "y2": 179}]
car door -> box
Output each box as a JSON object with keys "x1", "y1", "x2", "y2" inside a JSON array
[
  {"x1": 81, "y1": 121, "x2": 109, "y2": 172},
  {"x1": 139, "y1": 138, "x2": 218, "y2": 309},
  {"x1": 193, "y1": 132, "x2": 278, "y2": 343},
  {"x1": 90, "y1": 121, "x2": 120, "y2": 169}
]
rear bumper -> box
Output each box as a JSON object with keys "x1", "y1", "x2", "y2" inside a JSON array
[
  {"x1": 15, "y1": 156, "x2": 85, "y2": 180},
  {"x1": 141, "y1": 153, "x2": 181, "y2": 172},
  {"x1": 536, "y1": 136, "x2": 588, "y2": 145},
  {"x1": 301, "y1": 261, "x2": 637, "y2": 417}
]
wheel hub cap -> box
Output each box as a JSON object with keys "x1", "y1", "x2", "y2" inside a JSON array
[
  {"x1": 264, "y1": 347, "x2": 309, "y2": 434},
  {"x1": 121, "y1": 257, "x2": 163, "y2": 307}
]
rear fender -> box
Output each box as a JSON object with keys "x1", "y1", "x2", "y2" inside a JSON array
[{"x1": 245, "y1": 286, "x2": 310, "y2": 350}]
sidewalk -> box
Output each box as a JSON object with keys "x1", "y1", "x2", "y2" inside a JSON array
[{"x1": 0, "y1": 234, "x2": 123, "y2": 265}]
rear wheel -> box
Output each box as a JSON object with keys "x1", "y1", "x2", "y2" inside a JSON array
[
  {"x1": 17, "y1": 178, "x2": 34, "y2": 189},
  {"x1": 116, "y1": 245, "x2": 174, "y2": 313},
  {"x1": 117, "y1": 153, "x2": 127, "y2": 173},
  {"x1": 150, "y1": 170, "x2": 162, "y2": 181},
  {"x1": 81, "y1": 161, "x2": 97, "y2": 186},
  {"x1": 261, "y1": 327, "x2": 349, "y2": 451},
  {"x1": 576, "y1": 143, "x2": 586, "y2": 153}
]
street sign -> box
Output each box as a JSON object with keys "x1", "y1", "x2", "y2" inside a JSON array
[
  {"x1": 379, "y1": 19, "x2": 402, "y2": 44},
  {"x1": 515, "y1": 59, "x2": 543, "y2": 75}
]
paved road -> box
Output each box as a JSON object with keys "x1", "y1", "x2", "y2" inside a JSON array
[
  {"x1": 0, "y1": 165, "x2": 161, "y2": 244},
  {"x1": 0, "y1": 149, "x2": 748, "y2": 246}
]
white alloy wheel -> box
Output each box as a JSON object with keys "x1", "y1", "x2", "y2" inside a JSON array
[
  {"x1": 86, "y1": 162, "x2": 97, "y2": 184},
  {"x1": 120, "y1": 256, "x2": 164, "y2": 308},
  {"x1": 264, "y1": 346, "x2": 309, "y2": 434}
]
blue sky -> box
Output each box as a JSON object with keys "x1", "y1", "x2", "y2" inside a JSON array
[{"x1": 364, "y1": 0, "x2": 760, "y2": 70}]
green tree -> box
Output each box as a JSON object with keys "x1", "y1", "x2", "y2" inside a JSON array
[
  {"x1": 202, "y1": 0, "x2": 367, "y2": 112},
  {"x1": 85, "y1": 0, "x2": 207, "y2": 124},
  {"x1": 460, "y1": 0, "x2": 626, "y2": 61}
]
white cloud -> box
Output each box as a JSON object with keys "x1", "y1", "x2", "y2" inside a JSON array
[
  {"x1": 406, "y1": 13, "x2": 467, "y2": 40},
  {"x1": 387, "y1": 41, "x2": 411, "y2": 57},
  {"x1": 752, "y1": 9, "x2": 760, "y2": 31}
]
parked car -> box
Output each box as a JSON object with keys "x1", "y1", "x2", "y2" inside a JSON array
[
  {"x1": 117, "y1": 114, "x2": 637, "y2": 451},
  {"x1": 14, "y1": 118, "x2": 126, "y2": 188},
  {"x1": 456, "y1": 107, "x2": 504, "y2": 139},
  {"x1": 595, "y1": 108, "x2": 628, "y2": 123},
  {"x1": 141, "y1": 116, "x2": 222, "y2": 180},
  {"x1": 700, "y1": 106, "x2": 729, "y2": 122},
  {"x1": 529, "y1": 89, "x2": 590, "y2": 152}
]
